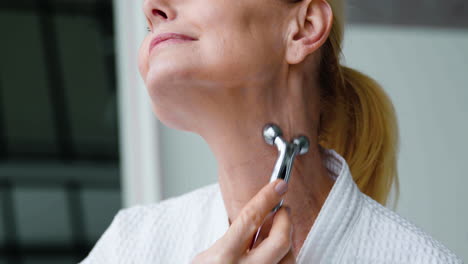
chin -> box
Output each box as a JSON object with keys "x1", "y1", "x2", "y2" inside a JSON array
[
  {"x1": 145, "y1": 60, "x2": 189, "y2": 98},
  {"x1": 145, "y1": 70, "x2": 200, "y2": 133},
  {"x1": 151, "y1": 103, "x2": 194, "y2": 132}
]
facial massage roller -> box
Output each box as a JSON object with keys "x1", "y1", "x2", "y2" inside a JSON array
[{"x1": 249, "y1": 123, "x2": 310, "y2": 250}]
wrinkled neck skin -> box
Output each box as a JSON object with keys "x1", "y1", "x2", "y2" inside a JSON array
[{"x1": 193, "y1": 63, "x2": 335, "y2": 257}]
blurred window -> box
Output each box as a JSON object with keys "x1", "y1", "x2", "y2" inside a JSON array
[{"x1": 0, "y1": 0, "x2": 120, "y2": 263}]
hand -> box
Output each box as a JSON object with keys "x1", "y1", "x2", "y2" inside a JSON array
[{"x1": 191, "y1": 179, "x2": 295, "y2": 264}]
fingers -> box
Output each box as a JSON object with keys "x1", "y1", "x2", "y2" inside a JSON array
[
  {"x1": 222, "y1": 179, "x2": 288, "y2": 255},
  {"x1": 245, "y1": 206, "x2": 293, "y2": 264}
]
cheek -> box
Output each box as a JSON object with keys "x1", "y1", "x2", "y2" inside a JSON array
[{"x1": 198, "y1": 13, "x2": 283, "y2": 84}]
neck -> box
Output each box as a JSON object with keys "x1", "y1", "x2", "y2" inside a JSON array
[{"x1": 194, "y1": 67, "x2": 335, "y2": 257}]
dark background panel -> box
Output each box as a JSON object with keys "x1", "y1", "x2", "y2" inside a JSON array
[{"x1": 347, "y1": 0, "x2": 468, "y2": 29}]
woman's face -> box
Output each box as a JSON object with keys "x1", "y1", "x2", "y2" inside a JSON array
[{"x1": 139, "y1": 0, "x2": 294, "y2": 130}]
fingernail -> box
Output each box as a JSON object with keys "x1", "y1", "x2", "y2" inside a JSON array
[{"x1": 275, "y1": 180, "x2": 288, "y2": 195}]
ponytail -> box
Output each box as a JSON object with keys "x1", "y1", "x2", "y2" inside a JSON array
[{"x1": 317, "y1": 15, "x2": 400, "y2": 205}]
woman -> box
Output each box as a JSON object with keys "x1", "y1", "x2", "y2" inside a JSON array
[{"x1": 81, "y1": 0, "x2": 462, "y2": 263}]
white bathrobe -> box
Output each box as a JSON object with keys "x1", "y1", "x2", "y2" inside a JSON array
[{"x1": 80, "y1": 148, "x2": 463, "y2": 264}]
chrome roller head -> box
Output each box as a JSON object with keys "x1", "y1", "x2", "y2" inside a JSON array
[
  {"x1": 262, "y1": 123, "x2": 282, "y2": 146},
  {"x1": 293, "y1": 135, "x2": 310, "y2": 155}
]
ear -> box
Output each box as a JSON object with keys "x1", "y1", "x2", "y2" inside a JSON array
[{"x1": 285, "y1": 0, "x2": 333, "y2": 65}]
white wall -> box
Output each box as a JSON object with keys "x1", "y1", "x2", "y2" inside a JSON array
[
  {"x1": 342, "y1": 25, "x2": 468, "y2": 261},
  {"x1": 114, "y1": 0, "x2": 163, "y2": 207},
  {"x1": 159, "y1": 126, "x2": 218, "y2": 198},
  {"x1": 159, "y1": 25, "x2": 468, "y2": 261}
]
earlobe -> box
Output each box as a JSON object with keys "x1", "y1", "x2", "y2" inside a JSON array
[{"x1": 285, "y1": 0, "x2": 333, "y2": 65}]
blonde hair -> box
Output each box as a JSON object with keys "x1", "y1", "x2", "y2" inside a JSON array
[{"x1": 317, "y1": 0, "x2": 400, "y2": 206}]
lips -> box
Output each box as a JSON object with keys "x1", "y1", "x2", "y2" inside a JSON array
[{"x1": 149, "y1": 33, "x2": 197, "y2": 54}]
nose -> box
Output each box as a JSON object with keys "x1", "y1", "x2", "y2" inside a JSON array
[{"x1": 143, "y1": 0, "x2": 175, "y2": 26}]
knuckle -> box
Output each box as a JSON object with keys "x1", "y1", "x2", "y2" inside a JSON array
[
  {"x1": 209, "y1": 253, "x2": 225, "y2": 264},
  {"x1": 241, "y1": 206, "x2": 263, "y2": 228}
]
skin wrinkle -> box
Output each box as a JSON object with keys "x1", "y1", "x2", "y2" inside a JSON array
[{"x1": 139, "y1": 0, "x2": 334, "y2": 259}]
